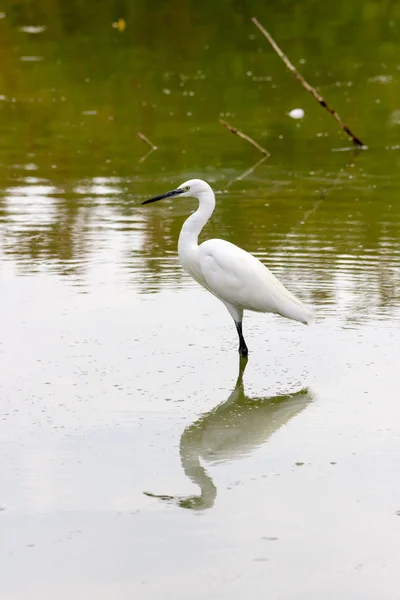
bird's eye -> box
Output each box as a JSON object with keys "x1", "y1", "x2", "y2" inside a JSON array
[{"x1": 184, "y1": 185, "x2": 190, "y2": 191}]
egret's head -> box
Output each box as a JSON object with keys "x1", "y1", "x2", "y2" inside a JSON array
[{"x1": 142, "y1": 178, "x2": 212, "y2": 205}]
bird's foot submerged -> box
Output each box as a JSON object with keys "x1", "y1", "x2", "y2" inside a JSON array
[
  {"x1": 239, "y1": 343, "x2": 248, "y2": 357},
  {"x1": 235, "y1": 321, "x2": 248, "y2": 357}
]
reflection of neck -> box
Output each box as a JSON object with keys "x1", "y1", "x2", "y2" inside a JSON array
[
  {"x1": 179, "y1": 446, "x2": 217, "y2": 510},
  {"x1": 177, "y1": 358, "x2": 247, "y2": 510}
]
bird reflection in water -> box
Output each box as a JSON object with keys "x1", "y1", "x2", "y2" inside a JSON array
[{"x1": 144, "y1": 358, "x2": 313, "y2": 510}]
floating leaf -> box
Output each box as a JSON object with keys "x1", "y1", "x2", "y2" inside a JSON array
[
  {"x1": 112, "y1": 18, "x2": 126, "y2": 32},
  {"x1": 19, "y1": 25, "x2": 47, "y2": 34}
]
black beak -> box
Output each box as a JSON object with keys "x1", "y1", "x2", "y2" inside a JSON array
[{"x1": 141, "y1": 188, "x2": 184, "y2": 205}]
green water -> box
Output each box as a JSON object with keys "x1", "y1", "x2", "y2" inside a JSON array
[{"x1": 1, "y1": 1, "x2": 400, "y2": 598}]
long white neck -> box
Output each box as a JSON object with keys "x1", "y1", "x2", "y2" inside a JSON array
[{"x1": 178, "y1": 190, "x2": 215, "y2": 257}]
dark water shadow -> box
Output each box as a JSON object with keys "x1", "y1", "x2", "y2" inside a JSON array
[{"x1": 144, "y1": 359, "x2": 313, "y2": 510}]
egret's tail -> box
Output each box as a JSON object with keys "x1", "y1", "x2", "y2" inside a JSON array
[
  {"x1": 305, "y1": 308, "x2": 315, "y2": 326},
  {"x1": 276, "y1": 296, "x2": 314, "y2": 326}
]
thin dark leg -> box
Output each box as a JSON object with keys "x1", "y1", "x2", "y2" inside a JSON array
[{"x1": 235, "y1": 322, "x2": 248, "y2": 357}]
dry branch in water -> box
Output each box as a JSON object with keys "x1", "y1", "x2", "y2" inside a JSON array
[
  {"x1": 251, "y1": 17, "x2": 364, "y2": 147},
  {"x1": 138, "y1": 148, "x2": 156, "y2": 164},
  {"x1": 226, "y1": 155, "x2": 268, "y2": 189},
  {"x1": 137, "y1": 132, "x2": 158, "y2": 151},
  {"x1": 281, "y1": 148, "x2": 362, "y2": 251},
  {"x1": 220, "y1": 119, "x2": 270, "y2": 156}
]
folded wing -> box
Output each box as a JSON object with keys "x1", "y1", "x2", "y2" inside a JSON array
[{"x1": 198, "y1": 239, "x2": 313, "y2": 324}]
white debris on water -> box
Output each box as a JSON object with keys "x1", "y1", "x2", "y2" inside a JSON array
[{"x1": 288, "y1": 108, "x2": 305, "y2": 119}]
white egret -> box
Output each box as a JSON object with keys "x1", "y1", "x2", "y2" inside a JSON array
[{"x1": 142, "y1": 179, "x2": 313, "y2": 356}]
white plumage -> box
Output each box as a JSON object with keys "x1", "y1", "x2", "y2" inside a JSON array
[
  {"x1": 142, "y1": 178, "x2": 313, "y2": 356},
  {"x1": 196, "y1": 239, "x2": 311, "y2": 323}
]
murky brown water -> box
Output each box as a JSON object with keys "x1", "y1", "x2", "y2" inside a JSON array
[{"x1": 1, "y1": 1, "x2": 400, "y2": 598}]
